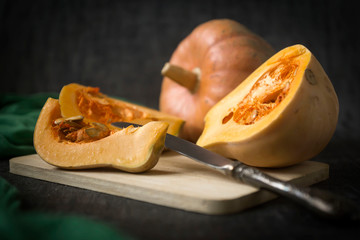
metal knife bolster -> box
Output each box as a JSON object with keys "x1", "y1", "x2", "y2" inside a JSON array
[{"x1": 231, "y1": 162, "x2": 359, "y2": 220}]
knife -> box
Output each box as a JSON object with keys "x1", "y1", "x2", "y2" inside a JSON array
[{"x1": 112, "y1": 121, "x2": 358, "y2": 220}]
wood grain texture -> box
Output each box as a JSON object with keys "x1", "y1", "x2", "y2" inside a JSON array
[{"x1": 10, "y1": 151, "x2": 329, "y2": 215}]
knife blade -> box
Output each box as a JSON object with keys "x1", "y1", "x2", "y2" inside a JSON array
[{"x1": 112, "y1": 121, "x2": 358, "y2": 220}]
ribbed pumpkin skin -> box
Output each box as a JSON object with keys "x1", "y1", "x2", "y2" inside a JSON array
[{"x1": 160, "y1": 19, "x2": 275, "y2": 142}]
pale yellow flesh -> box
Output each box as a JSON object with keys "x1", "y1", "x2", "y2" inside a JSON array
[
  {"x1": 59, "y1": 83, "x2": 184, "y2": 136},
  {"x1": 197, "y1": 45, "x2": 339, "y2": 167},
  {"x1": 34, "y1": 98, "x2": 169, "y2": 173}
]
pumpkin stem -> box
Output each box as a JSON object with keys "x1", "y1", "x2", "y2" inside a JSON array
[{"x1": 161, "y1": 63, "x2": 200, "y2": 92}]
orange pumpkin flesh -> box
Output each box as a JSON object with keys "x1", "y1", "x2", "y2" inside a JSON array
[
  {"x1": 223, "y1": 56, "x2": 298, "y2": 125},
  {"x1": 197, "y1": 45, "x2": 339, "y2": 168},
  {"x1": 59, "y1": 83, "x2": 184, "y2": 136},
  {"x1": 34, "y1": 98, "x2": 169, "y2": 172},
  {"x1": 160, "y1": 19, "x2": 275, "y2": 142}
]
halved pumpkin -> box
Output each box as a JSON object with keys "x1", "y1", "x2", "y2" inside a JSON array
[
  {"x1": 34, "y1": 98, "x2": 168, "y2": 172},
  {"x1": 59, "y1": 83, "x2": 183, "y2": 136},
  {"x1": 197, "y1": 44, "x2": 339, "y2": 168}
]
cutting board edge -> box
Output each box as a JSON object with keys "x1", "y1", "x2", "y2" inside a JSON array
[
  {"x1": 9, "y1": 154, "x2": 329, "y2": 215},
  {"x1": 9, "y1": 156, "x2": 270, "y2": 215}
]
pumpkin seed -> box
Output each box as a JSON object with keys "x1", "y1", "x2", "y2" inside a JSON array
[
  {"x1": 54, "y1": 118, "x2": 65, "y2": 125},
  {"x1": 283, "y1": 81, "x2": 290, "y2": 92},
  {"x1": 55, "y1": 115, "x2": 84, "y2": 126},
  {"x1": 85, "y1": 127, "x2": 101, "y2": 138},
  {"x1": 249, "y1": 109, "x2": 258, "y2": 122},
  {"x1": 85, "y1": 122, "x2": 110, "y2": 139},
  {"x1": 92, "y1": 122, "x2": 108, "y2": 131},
  {"x1": 65, "y1": 115, "x2": 84, "y2": 121}
]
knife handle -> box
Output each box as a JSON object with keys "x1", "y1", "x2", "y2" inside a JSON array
[{"x1": 231, "y1": 163, "x2": 359, "y2": 221}]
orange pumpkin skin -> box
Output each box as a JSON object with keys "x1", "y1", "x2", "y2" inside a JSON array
[{"x1": 160, "y1": 19, "x2": 275, "y2": 142}]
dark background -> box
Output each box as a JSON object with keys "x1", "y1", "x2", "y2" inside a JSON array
[
  {"x1": 1, "y1": 0, "x2": 359, "y2": 141},
  {"x1": 1, "y1": 0, "x2": 360, "y2": 239}
]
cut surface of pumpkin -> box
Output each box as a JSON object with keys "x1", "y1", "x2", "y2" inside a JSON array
[
  {"x1": 197, "y1": 45, "x2": 339, "y2": 168},
  {"x1": 222, "y1": 51, "x2": 300, "y2": 125},
  {"x1": 34, "y1": 98, "x2": 168, "y2": 172},
  {"x1": 59, "y1": 83, "x2": 183, "y2": 136}
]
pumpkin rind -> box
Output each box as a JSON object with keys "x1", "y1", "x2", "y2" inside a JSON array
[
  {"x1": 34, "y1": 98, "x2": 168, "y2": 172},
  {"x1": 197, "y1": 45, "x2": 339, "y2": 168},
  {"x1": 160, "y1": 19, "x2": 275, "y2": 142},
  {"x1": 59, "y1": 83, "x2": 184, "y2": 136}
]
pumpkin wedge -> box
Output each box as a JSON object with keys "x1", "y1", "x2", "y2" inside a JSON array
[
  {"x1": 59, "y1": 83, "x2": 183, "y2": 136},
  {"x1": 197, "y1": 45, "x2": 339, "y2": 168},
  {"x1": 160, "y1": 19, "x2": 275, "y2": 142},
  {"x1": 34, "y1": 98, "x2": 168, "y2": 172}
]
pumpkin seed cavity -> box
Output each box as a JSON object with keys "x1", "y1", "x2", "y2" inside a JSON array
[
  {"x1": 222, "y1": 58, "x2": 299, "y2": 125},
  {"x1": 53, "y1": 115, "x2": 111, "y2": 143}
]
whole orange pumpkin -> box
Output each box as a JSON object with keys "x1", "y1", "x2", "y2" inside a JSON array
[{"x1": 159, "y1": 19, "x2": 275, "y2": 142}]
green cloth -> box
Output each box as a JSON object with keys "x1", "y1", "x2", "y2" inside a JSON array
[
  {"x1": 0, "y1": 177, "x2": 129, "y2": 240},
  {"x1": 0, "y1": 93, "x2": 58, "y2": 158},
  {"x1": 0, "y1": 93, "x2": 130, "y2": 240}
]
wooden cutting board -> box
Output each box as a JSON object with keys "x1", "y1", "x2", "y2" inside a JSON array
[{"x1": 9, "y1": 152, "x2": 329, "y2": 215}]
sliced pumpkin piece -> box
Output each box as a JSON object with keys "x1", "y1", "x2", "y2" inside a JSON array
[
  {"x1": 197, "y1": 44, "x2": 339, "y2": 168},
  {"x1": 59, "y1": 83, "x2": 183, "y2": 136},
  {"x1": 34, "y1": 98, "x2": 168, "y2": 172}
]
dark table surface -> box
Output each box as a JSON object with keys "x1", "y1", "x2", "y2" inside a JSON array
[
  {"x1": 1, "y1": 138, "x2": 360, "y2": 239},
  {"x1": 1, "y1": 0, "x2": 360, "y2": 239}
]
